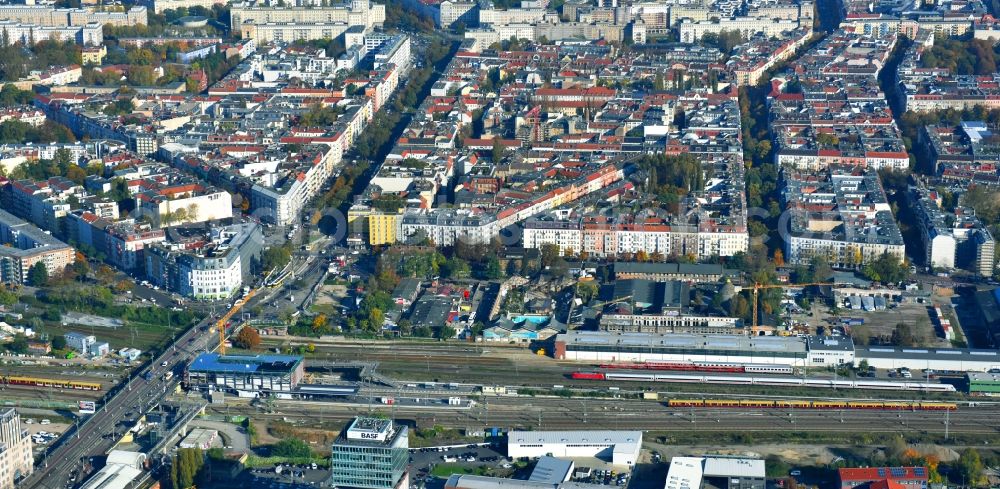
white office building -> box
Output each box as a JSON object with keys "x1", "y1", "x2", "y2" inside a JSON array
[
  {"x1": 665, "y1": 457, "x2": 766, "y2": 489},
  {"x1": 507, "y1": 431, "x2": 642, "y2": 466}
]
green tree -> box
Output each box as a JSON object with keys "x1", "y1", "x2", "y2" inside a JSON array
[
  {"x1": 491, "y1": 136, "x2": 505, "y2": 163},
  {"x1": 27, "y1": 262, "x2": 48, "y2": 287},
  {"x1": 957, "y1": 449, "x2": 986, "y2": 486},
  {"x1": 51, "y1": 336, "x2": 67, "y2": 350},
  {"x1": 271, "y1": 438, "x2": 312, "y2": 458},
  {"x1": 171, "y1": 448, "x2": 205, "y2": 489},
  {"x1": 483, "y1": 256, "x2": 503, "y2": 279},
  {"x1": 639, "y1": 153, "x2": 705, "y2": 203},
  {"x1": 809, "y1": 255, "x2": 833, "y2": 282},
  {"x1": 299, "y1": 103, "x2": 343, "y2": 127},
  {"x1": 441, "y1": 257, "x2": 470, "y2": 279},
  {"x1": 262, "y1": 245, "x2": 292, "y2": 272},
  {"x1": 0, "y1": 287, "x2": 16, "y2": 306},
  {"x1": 435, "y1": 325, "x2": 456, "y2": 340},
  {"x1": 862, "y1": 252, "x2": 908, "y2": 283},
  {"x1": 540, "y1": 244, "x2": 561, "y2": 268},
  {"x1": 0, "y1": 84, "x2": 34, "y2": 107},
  {"x1": 576, "y1": 280, "x2": 599, "y2": 303},
  {"x1": 764, "y1": 455, "x2": 790, "y2": 478},
  {"x1": 6, "y1": 334, "x2": 28, "y2": 354}
]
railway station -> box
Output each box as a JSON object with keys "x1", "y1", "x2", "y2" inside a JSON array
[{"x1": 185, "y1": 353, "x2": 305, "y2": 397}]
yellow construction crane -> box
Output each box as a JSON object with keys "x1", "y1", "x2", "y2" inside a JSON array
[
  {"x1": 750, "y1": 282, "x2": 842, "y2": 334},
  {"x1": 590, "y1": 295, "x2": 633, "y2": 310},
  {"x1": 217, "y1": 288, "x2": 257, "y2": 354}
]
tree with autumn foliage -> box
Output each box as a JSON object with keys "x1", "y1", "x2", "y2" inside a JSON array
[
  {"x1": 773, "y1": 249, "x2": 785, "y2": 267},
  {"x1": 311, "y1": 314, "x2": 332, "y2": 335},
  {"x1": 233, "y1": 326, "x2": 261, "y2": 350}
]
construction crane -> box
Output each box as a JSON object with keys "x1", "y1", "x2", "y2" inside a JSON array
[
  {"x1": 589, "y1": 295, "x2": 633, "y2": 310},
  {"x1": 217, "y1": 288, "x2": 257, "y2": 354},
  {"x1": 750, "y1": 282, "x2": 843, "y2": 334}
]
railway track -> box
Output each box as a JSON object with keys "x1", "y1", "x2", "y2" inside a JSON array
[
  {"x1": 202, "y1": 387, "x2": 1000, "y2": 434},
  {"x1": 213, "y1": 400, "x2": 1000, "y2": 434}
]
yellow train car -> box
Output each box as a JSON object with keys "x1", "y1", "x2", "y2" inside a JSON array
[
  {"x1": 704, "y1": 399, "x2": 743, "y2": 408},
  {"x1": 846, "y1": 401, "x2": 885, "y2": 409},
  {"x1": 917, "y1": 402, "x2": 958, "y2": 411},
  {"x1": 739, "y1": 399, "x2": 776, "y2": 408},
  {"x1": 2, "y1": 376, "x2": 101, "y2": 391},
  {"x1": 810, "y1": 401, "x2": 848, "y2": 409},
  {"x1": 667, "y1": 399, "x2": 705, "y2": 407},
  {"x1": 773, "y1": 400, "x2": 811, "y2": 409}
]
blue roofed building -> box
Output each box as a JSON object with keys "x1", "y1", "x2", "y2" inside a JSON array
[{"x1": 186, "y1": 353, "x2": 304, "y2": 397}]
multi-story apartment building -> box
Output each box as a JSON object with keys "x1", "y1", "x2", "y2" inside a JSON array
[
  {"x1": 0, "y1": 21, "x2": 103, "y2": 46},
  {"x1": 678, "y1": 17, "x2": 801, "y2": 42},
  {"x1": 782, "y1": 167, "x2": 906, "y2": 268},
  {"x1": 231, "y1": 0, "x2": 385, "y2": 42},
  {"x1": 601, "y1": 312, "x2": 742, "y2": 334},
  {"x1": 104, "y1": 221, "x2": 166, "y2": 274},
  {"x1": 726, "y1": 29, "x2": 812, "y2": 86},
  {"x1": 145, "y1": 222, "x2": 264, "y2": 300},
  {"x1": 0, "y1": 209, "x2": 75, "y2": 284},
  {"x1": 6, "y1": 176, "x2": 84, "y2": 234},
  {"x1": 440, "y1": 0, "x2": 478, "y2": 28},
  {"x1": 0, "y1": 409, "x2": 32, "y2": 489},
  {"x1": 522, "y1": 213, "x2": 750, "y2": 260},
  {"x1": 0, "y1": 5, "x2": 147, "y2": 27},
  {"x1": 142, "y1": 0, "x2": 227, "y2": 13},
  {"x1": 921, "y1": 121, "x2": 1000, "y2": 186},
  {"x1": 134, "y1": 182, "x2": 233, "y2": 227},
  {"x1": 909, "y1": 181, "x2": 995, "y2": 277},
  {"x1": 478, "y1": 6, "x2": 550, "y2": 25}
]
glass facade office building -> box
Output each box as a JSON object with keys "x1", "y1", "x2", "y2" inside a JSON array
[{"x1": 330, "y1": 418, "x2": 409, "y2": 489}]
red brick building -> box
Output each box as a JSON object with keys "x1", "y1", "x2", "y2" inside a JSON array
[{"x1": 838, "y1": 467, "x2": 929, "y2": 489}]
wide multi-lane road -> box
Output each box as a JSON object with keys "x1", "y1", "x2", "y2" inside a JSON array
[{"x1": 22, "y1": 317, "x2": 216, "y2": 489}]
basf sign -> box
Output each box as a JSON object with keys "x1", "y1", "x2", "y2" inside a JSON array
[
  {"x1": 347, "y1": 429, "x2": 390, "y2": 442},
  {"x1": 346, "y1": 418, "x2": 392, "y2": 442}
]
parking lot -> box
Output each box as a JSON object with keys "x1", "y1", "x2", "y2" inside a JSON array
[
  {"x1": 407, "y1": 445, "x2": 640, "y2": 488},
  {"x1": 244, "y1": 464, "x2": 329, "y2": 488},
  {"x1": 789, "y1": 299, "x2": 950, "y2": 348},
  {"x1": 409, "y1": 444, "x2": 509, "y2": 486}
]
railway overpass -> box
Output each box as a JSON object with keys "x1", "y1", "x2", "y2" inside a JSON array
[{"x1": 21, "y1": 315, "x2": 217, "y2": 489}]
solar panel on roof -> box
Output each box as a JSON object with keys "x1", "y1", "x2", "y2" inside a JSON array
[
  {"x1": 890, "y1": 468, "x2": 905, "y2": 478},
  {"x1": 878, "y1": 469, "x2": 886, "y2": 478},
  {"x1": 914, "y1": 468, "x2": 926, "y2": 477}
]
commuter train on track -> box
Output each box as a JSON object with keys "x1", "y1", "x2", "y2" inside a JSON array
[
  {"x1": 666, "y1": 399, "x2": 958, "y2": 411},
  {"x1": 570, "y1": 371, "x2": 957, "y2": 392},
  {"x1": 0, "y1": 375, "x2": 102, "y2": 391}
]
